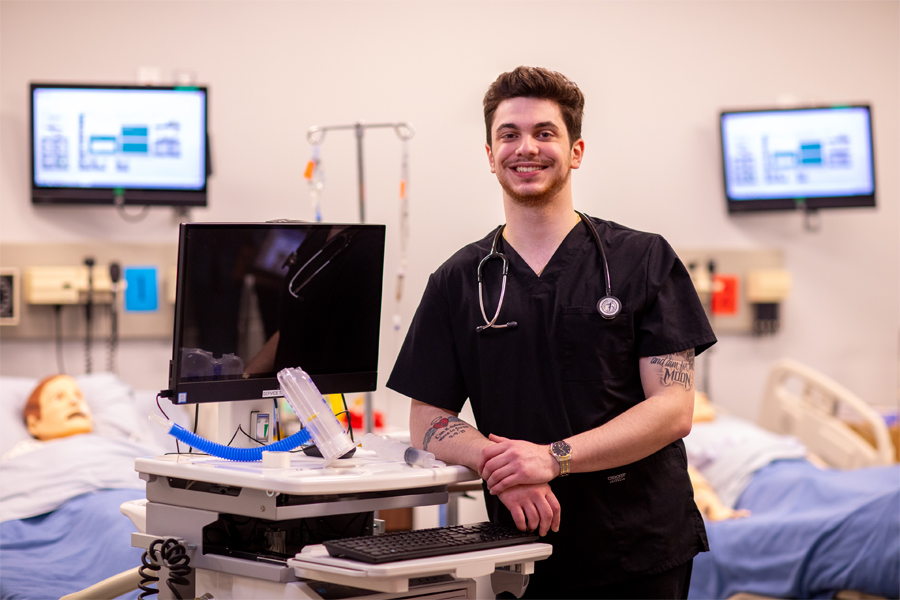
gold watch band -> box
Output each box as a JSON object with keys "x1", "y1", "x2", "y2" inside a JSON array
[{"x1": 550, "y1": 441, "x2": 572, "y2": 477}]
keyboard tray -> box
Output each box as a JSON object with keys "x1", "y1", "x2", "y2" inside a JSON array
[
  {"x1": 323, "y1": 522, "x2": 539, "y2": 564},
  {"x1": 288, "y1": 540, "x2": 553, "y2": 594}
]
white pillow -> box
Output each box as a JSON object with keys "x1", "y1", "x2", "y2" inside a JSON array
[
  {"x1": 0, "y1": 377, "x2": 40, "y2": 456},
  {"x1": 79, "y1": 372, "x2": 145, "y2": 440},
  {"x1": 0, "y1": 373, "x2": 191, "y2": 455}
]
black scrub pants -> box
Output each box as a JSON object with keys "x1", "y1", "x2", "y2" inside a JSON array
[{"x1": 507, "y1": 559, "x2": 693, "y2": 600}]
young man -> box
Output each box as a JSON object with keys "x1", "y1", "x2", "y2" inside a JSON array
[{"x1": 387, "y1": 67, "x2": 716, "y2": 599}]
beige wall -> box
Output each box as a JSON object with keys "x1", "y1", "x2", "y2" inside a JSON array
[{"x1": 1, "y1": 1, "x2": 898, "y2": 422}]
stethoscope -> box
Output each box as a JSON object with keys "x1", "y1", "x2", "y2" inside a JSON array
[{"x1": 476, "y1": 211, "x2": 622, "y2": 333}]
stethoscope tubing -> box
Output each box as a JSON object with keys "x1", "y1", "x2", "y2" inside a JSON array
[
  {"x1": 476, "y1": 229, "x2": 513, "y2": 331},
  {"x1": 574, "y1": 210, "x2": 614, "y2": 299}
]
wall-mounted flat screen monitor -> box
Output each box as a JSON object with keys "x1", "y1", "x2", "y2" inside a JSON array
[
  {"x1": 31, "y1": 83, "x2": 209, "y2": 207},
  {"x1": 720, "y1": 105, "x2": 875, "y2": 213},
  {"x1": 168, "y1": 222, "x2": 386, "y2": 405}
]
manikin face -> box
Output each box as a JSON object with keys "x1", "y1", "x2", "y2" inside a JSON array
[
  {"x1": 486, "y1": 97, "x2": 584, "y2": 207},
  {"x1": 26, "y1": 376, "x2": 92, "y2": 441}
]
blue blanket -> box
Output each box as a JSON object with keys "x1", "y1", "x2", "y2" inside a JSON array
[
  {"x1": 0, "y1": 489, "x2": 145, "y2": 600},
  {"x1": 689, "y1": 460, "x2": 900, "y2": 599}
]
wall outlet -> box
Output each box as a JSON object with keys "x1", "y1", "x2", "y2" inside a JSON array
[{"x1": 251, "y1": 411, "x2": 271, "y2": 443}]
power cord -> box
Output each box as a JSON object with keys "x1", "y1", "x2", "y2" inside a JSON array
[
  {"x1": 138, "y1": 538, "x2": 192, "y2": 600},
  {"x1": 156, "y1": 393, "x2": 181, "y2": 455},
  {"x1": 107, "y1": 262, "x2": 121, "y2": 372},
  {"x1": 226, "y1": 425, "x2": 266, "y2": 447},
  {"x1": 115, "y1": 195, "x2": 151, "y2": 223},
  {"x1": 189, "y1": 404, "x2": 199, "y2": 453},
  {"x1": 137, "y1": 547, "x2": 160, "y2": 599},
  {"x1": 54, "y1": 304, "x2": 65, "y2": 374},
  {"x1": 83, "y1": 257, "x2": 94, "y2": 374},
  {"x1": 341, "y1": 393, "x2": 355, "y2": 442}
]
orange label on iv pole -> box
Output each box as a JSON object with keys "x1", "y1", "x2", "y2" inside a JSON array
[
  {"x1": 304, "y1": 161, "x2": 316, "y2": 180},
  {"x1": 712, "y1": 275, "x2": 739, "y2": 315},
  {"x1": 399, "y1": 180, "x2": 406, "y2": 199}
]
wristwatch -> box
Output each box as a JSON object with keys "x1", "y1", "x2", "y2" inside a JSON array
[{"x1": 549, "y1": 440, "x2": 572, "y2": 477}]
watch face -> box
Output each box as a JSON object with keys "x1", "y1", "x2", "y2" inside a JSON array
[{"x1": 550, "y1": 440, "x2": 571, "y2": 457}]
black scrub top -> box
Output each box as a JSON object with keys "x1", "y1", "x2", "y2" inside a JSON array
[{"x1": 387, "y1": 215, "x2": 716, "y2": 587}]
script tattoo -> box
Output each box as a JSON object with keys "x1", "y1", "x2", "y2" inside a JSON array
[
  {"x1": 649, "y1": 349, "x2": 695, "y2": 391},
  {"x1": 423, "y1": 416, "x2": 473, "y2": 451}
]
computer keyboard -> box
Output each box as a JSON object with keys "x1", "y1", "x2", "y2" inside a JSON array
[{"x1": 322, "y1": 522, "x2": 540, "y2": 564}]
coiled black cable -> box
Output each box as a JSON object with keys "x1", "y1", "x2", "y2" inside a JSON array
[
  {"x1": 138, "y1": 538, "x2": 192, "y2": 600},
  {"x1": 137, "y1": 544, "x2": 161, "y2": 600},
  {"x1": 107, "y1": 263, "x2": 120, "y2": 373}
]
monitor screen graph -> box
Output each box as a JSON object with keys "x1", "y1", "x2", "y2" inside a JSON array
[
  {"x1": 31, "y1": 84, "x2": 208, "y2": 206},
  {"x1": 720, "y1": 106, "x2": 875, "y2": 212}
]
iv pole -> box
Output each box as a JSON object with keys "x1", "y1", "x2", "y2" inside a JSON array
[{"x1": 306, "y1": 121, "x2": 415, "y2": 434}]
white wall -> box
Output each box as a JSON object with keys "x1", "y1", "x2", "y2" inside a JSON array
[{"x1": 2, "y1": 1, "x2": 898, "y2": 423}]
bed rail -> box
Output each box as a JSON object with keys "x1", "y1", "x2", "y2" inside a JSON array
[{"x1": 759, "y1": 358, "x2": 894, "y2": 469}]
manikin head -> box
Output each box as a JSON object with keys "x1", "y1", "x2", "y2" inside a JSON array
[{"x1": 24, "y1": 375, "x2": 93, "y2": 441}]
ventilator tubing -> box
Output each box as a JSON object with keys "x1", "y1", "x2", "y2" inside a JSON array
[{"x1": 148, "y1": 413, "x2": 311, "y2": 462}]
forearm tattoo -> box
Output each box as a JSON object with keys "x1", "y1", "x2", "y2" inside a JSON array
[
  {"x1": 649, "y1": 348, "x2": 695, "y2": 391},
  {"x1": 423, "y1": 416, "x2": 473, "y2": 451}
]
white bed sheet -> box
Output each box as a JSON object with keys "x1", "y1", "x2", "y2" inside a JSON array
[
  {"x1": 684, "y1": 415, "x2": 807, "y2": 507},
  {"x1": 0, "y1": 372, "x2": 191, "y2": 522}
]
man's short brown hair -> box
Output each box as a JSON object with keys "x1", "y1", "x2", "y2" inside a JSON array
[{"x1": 483, "y1": 66, "x2": 585, "y2": 147}]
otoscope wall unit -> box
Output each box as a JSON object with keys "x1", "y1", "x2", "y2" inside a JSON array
[
  {"x1": 676, "y1": 247, "x2": 790, "y2": 336},
  {"x1": 0, "y1": 242, "x2": 177, "y2": 340}
]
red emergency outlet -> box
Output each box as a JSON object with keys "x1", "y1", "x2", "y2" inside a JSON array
[{"x1": 712, "y1": 275, "x2": 739, "y2": 315}]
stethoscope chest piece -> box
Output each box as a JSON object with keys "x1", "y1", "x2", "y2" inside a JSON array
[{"x1": 597, "y1": 295, "x2": 622, "y2": 319}]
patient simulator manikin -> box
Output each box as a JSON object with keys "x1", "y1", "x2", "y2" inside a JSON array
[
  {"x1": 24, "y1": 375, "x2": 93, "y2": 441},
  {"x1": 689, "y1": 393, "x2": 751, "y2": 522}
]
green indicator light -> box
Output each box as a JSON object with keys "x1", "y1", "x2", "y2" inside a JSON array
[
  {"x1": 113, "y1": 187, "x2": 125, "y2": 195},
  {"x1": 831, "y1": 104, "x2": 850, "y2": 109},
  {"x1": 175, "y1": 86, "x2": 199, "y2": 91}
]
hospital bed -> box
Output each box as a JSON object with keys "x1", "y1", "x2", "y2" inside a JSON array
[
  {"x1": 0, "y1": 373, "x2": 192, "y2": 600},
  {"x1": 686, "y1": 358, "x2": 899, "y2": 600}
]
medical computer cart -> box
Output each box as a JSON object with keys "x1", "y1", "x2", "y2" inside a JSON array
[{"x1": 129, "y1": 452, "x2": 551, "y2": 599}]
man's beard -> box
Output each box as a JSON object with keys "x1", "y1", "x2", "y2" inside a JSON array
[{"x1": 499, "y1": 167, "x2": 571, "y2": 208}]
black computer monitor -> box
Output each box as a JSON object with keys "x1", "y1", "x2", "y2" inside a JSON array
[
  {"x1": 30, "y1": 83, "x2": 209, "y2": 207},
  {"x1": 720, "y1": 105, "x2": 876, "y2": 213},
  {"x1": 166, "y1": 222, "x2": 386, "y2": 405}
]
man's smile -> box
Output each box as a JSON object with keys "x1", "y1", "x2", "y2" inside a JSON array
[{"x1": 510, "y1": 162, "x2": 550, "y2": 174}]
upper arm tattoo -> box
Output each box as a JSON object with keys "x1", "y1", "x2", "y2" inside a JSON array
[
  {"x1": 423, "y1": 416, "x2": 474, "y2": 451},
  {"x1": 649, "y1": 348, "x2": 695, "y2": 391}
]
